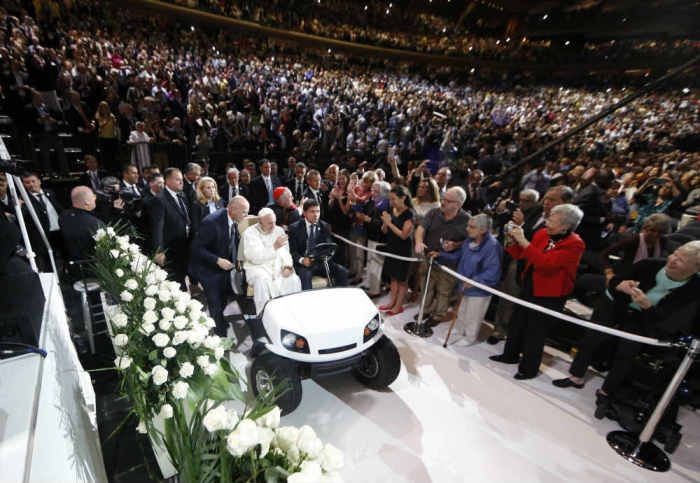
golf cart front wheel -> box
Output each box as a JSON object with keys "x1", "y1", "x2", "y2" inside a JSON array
[
  {"x1": 250, "y1": 353, "x2": 302, "y2": 416},
  {"x1": 354, "y1": 335, "x2": 401, "y2": 389}
]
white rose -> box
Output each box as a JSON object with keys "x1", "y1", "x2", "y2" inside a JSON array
[
  {"x1": 112, "y1": 312, "x2": 128, "y2": 328},
  {"x1": 188, "y1": 299, "x2": 203, "y2": 313},
  {"x1": 145, "y1": 272, "x2": 157, "y2": 285},
  {"x1": 174, "y1": 300, "x2": 188, "y2": 314},
  {"x1": 94, "y1": 228, "x2": 106, "y2": 240},
  {"x1": 172, "y1": 380, "x2": 189, "y2": 399},
  {"x1": 136, "y1": 420, "x2": 147, "y2": 434},
  {"x1": 204, "y1": 317, "x2": 216, "y2": 329},
  {"x1": 225, "y1": 419, "x2": 259, "y2": 457},
  {"x1": 318, "y1": 443, "x2": 344, "y2": 473},
  {"x1": 297, "y1": 425, "x2": 323, "y2": 459},
  {"x1": 158, "y1": 319, "x2": 172, "y2": 331},
  {"x1": 319, "y1": 472, "x2": 343, "y2": 483},
  {"x1": 288, "y1": 461, "x2": 322, "y2": 483},
  {"x1": 203, "y1": 405, "x2": 239, "y2": 432},
  {"x1": 167, "y1": 281, "x2": 181, "y2": 293},
  {"x1": 214, "y1": 347, "x2": 225, "y2": 360},
  {"x1": 196, "y1": 355, "x2": 210, "y2": 368},
  {"x1": 257, "y1": 427, "x2": 274, "y2": 458},
  {"x1": 255, "y1": 406, "x2": 281, "y2": 429},
  {"x1": 139, "y1": 323, "x2": 155, "y2": 336},
  {"x1": 114, "y1": 333, "x2": 129, "y2": 347},
  {"x1": 152, "y1": 333, "x2": 170, "y2": 348},
  {"x1": 143, "y1": 297, "x2": 157, "y2": 310},
  {"x1": 124, "y1": 279, "x2": 138, "y2": 290},
  {"x1": 176, "y1": 291, "x2": 191, "y2": 304},
  {"x1": 114, "y1": 268, "x2": 124, "y2": 278},
  {"x1": 163, "y1": 346, "x2": 176, "y2": 358},
  {"x1": 145, "y1": 284, "x2": 158, "y2": 296},
  {"x1": 204, "y1": 335, "x2": 221, "y2": 350},
  {"x1": 172, "y1": 331, "x2": 189, "y2": 346},
  {"x1": 128, "y1": 243, "x2": 140, "y2": 255},
  {"x1": 155, "y1": 269, "x2": 168, "y2": 281},
  {"x1": 115, "y1": 355, "x2": 132, "y2": 369},
  {"x1": 130, "y1": 255, "x2": 148, "y2": 273},
  {"x1": 120, "y1": 290, "x2": 133, "y2": 302},
  {"x1": 274, "y1": 426, "x2": 299, "y2": 452},
  {"x1": 189, "y1": 309, "x2": 202, "y2": 322},
  {"x1": 160, "y1": 307, "x2": 176, "y2": 321},
  {"x1": 179, "y1": 362, "x2": 194, "y2": 378},
  {"x1": 110, "y1": 249, "x2": 121, "y2": 259},
  {"x1": 151, "y1": 365, "x2": 168, "y2": 385},
  {"x1": 142, "y1": 310, "x2": 158, "y2": 325},
  {"x1": 159, "y1": 403, "x2": 173, "y2": 419},
  {"x1": 188, "y1": 327, "x2": 207, "y2": 346},
  {"x1": 158, "y1": 290, "x2": 172, "y2": 302},
  {"x1": 203, "y1": 364, "x2": 217, "y2": 376},
  {"x1": 107, "y1": 227, "x2": 116, "y2": 236},
  {"x1": 173, "y1": 315, "x2": 189, "y2": 330}
]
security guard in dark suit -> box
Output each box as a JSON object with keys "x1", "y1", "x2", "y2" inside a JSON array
[
  {"x1": 59, "y1": 186, "x2": 104, "y2": 267},
  {"x1": 20, "y1": 172, "x2": 64, "y2": 272}
]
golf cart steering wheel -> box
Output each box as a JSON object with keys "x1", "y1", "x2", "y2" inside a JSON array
[{"x1": 309, "y1": 242, "x2": 337, "y2": 260}]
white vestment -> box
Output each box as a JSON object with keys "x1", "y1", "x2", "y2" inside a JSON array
[{"x1": 242, "y1": 224, "x2": 301, "y2": 313}]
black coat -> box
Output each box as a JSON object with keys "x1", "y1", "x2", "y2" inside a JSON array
[
  {"x1": 23, "y1": 189, "x2": 63, "y2": 235},
  {"x1": 286, "y1": 177, "x2": 307, "y2": 203},
  {"x1": 574, "y1": 182, "x2": 607, "y2": 250},
  {"x1": 150, "y1": 190, "x2": 191, "y2": 256},
  {"x1": 183, "y1": 178, "x2": 197, "y2": 206},
  {"x1": 58, "y1": 208, "x2": 104, "y2": 262},
  {"x1": 189, "y1": 208, "x2": 234, "y2": 288},
  {"x1": 80, "y1": 170, "x2": 106, "y2": 193},
  {"x1": 191, "y1": 199, "x2": 224, "y2": 238},
  {"x1": 218, "y1": 183, "x2": 249, "y2": 206},
  {"x1": 610, "y1": 258, "x2": 700, "y2": 339},
  {"x1": 303, "y1": 187, "x2": 328, "y2": 220},
  {"x1": 288, "y1": 218, "x2": 332, "y2": 268},
  {"x1": 249, "y1": 175, "x2": 281, "y2": 214},
  {"x1": 271, "y1": 204, "x2": 301, "y2": 228}
]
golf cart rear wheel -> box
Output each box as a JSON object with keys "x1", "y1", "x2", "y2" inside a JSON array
[
  {"x1": 354, "y1": 335, "x2": 401, "y2": 389},
  {"x1": 250, "y1": 353, "x2": 302, "y2": 416}
]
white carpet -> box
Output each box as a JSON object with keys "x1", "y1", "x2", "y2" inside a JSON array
[{"x1": 226, "y1": 295, "x2": 700, "y2": 482}]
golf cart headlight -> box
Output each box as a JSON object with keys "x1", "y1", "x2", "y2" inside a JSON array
[
  {"x1": 280, "y1": 330, "x2": 309, "y2": 354},
  {"x1": 363, "y1": 315, "x2": 381, "y2": 342}
]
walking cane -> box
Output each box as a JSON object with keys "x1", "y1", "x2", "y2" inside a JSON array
[{"x1": 443, "y1": 294, "x2": 463, "y2": 348}]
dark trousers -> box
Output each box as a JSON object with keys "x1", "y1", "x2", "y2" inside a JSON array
[
  {"x1": 297, "y1": 261, "x2": 348, "y2": 290},
  {"x1": 569, "y1": 296, "x2": 618, "y2": 378},
  {"x1": 502, "y1": 294, "x2": 565, "y2": 377},
  {"x1": 165, "y1": 251, "x2": 188, "y2": 291},
  {"x1": 201, "y1": 276, "x2": 231, "y2": 337},
  {"x1": 601, "y1": 339, "x2": 645, "y2": 395}
]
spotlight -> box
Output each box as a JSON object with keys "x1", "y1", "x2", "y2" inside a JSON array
[
  {"x1": 470, "y1": 68, "x2": 475, "y2": 73},
  {"x1": 564, "y1": 40, "x2": 570, "y2": 46},
  {"x1": 190, "y1": 26, "x2": 195, "y2": 31},
  {"x1": 506, "y1": 37, "x2": 510, "y2": 42},
  {"x1": 682, "y1": 88, "x2": 690, "y2": 94},
  {"x1": 542, "y1": 14, "x2": 548, "y2": 20},
  {"x1": 328, "y1": 48, "x2": 332, "y2": 53},
  {"x1": 364, "y1": 5, "x2": 368, "y2": 10}
]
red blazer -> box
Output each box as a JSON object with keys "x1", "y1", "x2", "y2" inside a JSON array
[{"x1": 506, "y1": 228, "x2": 585, "y2": 298}]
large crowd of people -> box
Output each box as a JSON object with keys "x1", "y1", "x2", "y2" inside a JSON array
[{"x1": 2, "y1": 0, "x2": 700, "y2": 424}]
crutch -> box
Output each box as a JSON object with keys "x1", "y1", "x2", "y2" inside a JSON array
[{"x1": 443, "y1": 295, "x2": 463, "y2": 348}]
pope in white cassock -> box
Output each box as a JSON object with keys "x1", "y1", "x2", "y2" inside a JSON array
[{"x1": 242, "y1": 207, "x2": 302, "y2": 313}]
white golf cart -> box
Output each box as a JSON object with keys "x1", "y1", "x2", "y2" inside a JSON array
[{"x1": 237, "y1": 216, "x2": 402, "y2": 415}]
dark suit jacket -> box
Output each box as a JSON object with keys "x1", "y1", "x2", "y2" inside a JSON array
[
  {"x1": 150, "y1": 190, "x2": 191, "y2": 257},
  {"x1": 119, "y1": 180, "x2": 143, "y2": 198},
  {"x1": 286, "y1": 177, "x2": 307, "y2": 202},
  {"x1": 58, "y1": 208, "x2": 104, "y2": 263},
  {"x1": 288, "y1": 218, "x2": 332, "y2": 269},
  {"x1": 79, "y1": 170, "x2": 106, "y2": 192},
  {"x1": 189, "y1": 208, "x2": 233, "y2": 288},
  {"x1": 249, "y1": 175, "x2": 281, "y2": 214},
  {"x1": 191, "y1": 199, "x2": 225, "y2": 238},
  {"x1": 574, "y1": 182, "x2": 607, "y2": 250},
  {"x1": 23, "y1": 189, "x2": 64, "y2": 235},
  {"x1": 271, "y1": 204, "x2": 301, "y2": 228},
  {"x1": 218, "y1": 183, "x2": 249, "y2": 206},
  {"x1": 183, "y1": 179, "x2": 197, "y2": 206},
  {"x1": 303, "y1": 187, "x2": 328, "y2": 220}
]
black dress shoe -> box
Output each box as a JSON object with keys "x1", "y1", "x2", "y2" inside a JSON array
[
  {"x1": 552, "y1": 377, "x2": 584, "y2": 389},
  {"x1": 489, "y1": 354, "x2": 519, "y2": 364},
  {"x1": 486, "y1": 335, "x2": 503, "y2": 345},
  {"x1": 514, "y1": 372, "x2": 537, "y2": 380}
]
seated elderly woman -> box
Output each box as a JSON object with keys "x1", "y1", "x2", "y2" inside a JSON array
[
  {"x1": 436, "y1": 213, "x2": 502, "y2": 346},
  {"x1": 490, "y1": 204, "x2": 585, "y2": 380},
  {"x1": 592, "y1": 241, "x2": 700, "y2": 411},
  {"x1": 242, "y1": 208, "x2": 302, "y2": 314}
]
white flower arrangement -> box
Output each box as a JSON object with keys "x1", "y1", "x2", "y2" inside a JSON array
[{"x1": 93, "y1": 226, "x2": 343, "y2": 482}]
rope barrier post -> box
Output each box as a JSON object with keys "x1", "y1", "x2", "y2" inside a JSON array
[
  {"x1": 606, "y1": 338, "x2": 699, "y2": 472},
  {"x1": 404, "y1": 257, "x2": 433, "y2": 338}
]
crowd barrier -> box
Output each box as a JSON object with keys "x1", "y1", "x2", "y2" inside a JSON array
[{"x1": 330, "y1": 231, "x2": 699, "y2": 472}]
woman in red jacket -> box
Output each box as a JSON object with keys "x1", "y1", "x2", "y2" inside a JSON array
[{"x1": 490, "y1": 203, "x2": 585, "y2": 380}]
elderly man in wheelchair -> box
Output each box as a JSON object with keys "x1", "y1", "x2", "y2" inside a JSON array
[{"x1": 240, "y1": 207, "x2": 302, "y2": 314}]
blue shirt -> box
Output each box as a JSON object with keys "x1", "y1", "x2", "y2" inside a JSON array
[{"x1": 439, "y1": 233, "x2": 502, "y2": 297}]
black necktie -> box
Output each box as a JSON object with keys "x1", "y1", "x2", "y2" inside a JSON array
[
  {"x1": 132, "y1": 185, "x2": 140, "y2": 198},
  {"x1": 296, "y1": 180, "x2": 302, "y2": 200},
  {"x1": 177, "y1": 193, "x2": 190, "y2": 225},
  {"x1": 309, "y1": 223, "x2": 318, "y2": 250},
  {"x1": 230, "y1": 222, "x2": 238, "y2": 262}
]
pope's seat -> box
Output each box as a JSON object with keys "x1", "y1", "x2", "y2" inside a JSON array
[{"x1": 237, "y1": 216, "x2": 328, "y2": 297}]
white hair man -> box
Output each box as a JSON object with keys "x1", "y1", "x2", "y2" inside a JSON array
[{"x1": 242, "y1": 207, "x2": 302, "y2": 313}]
